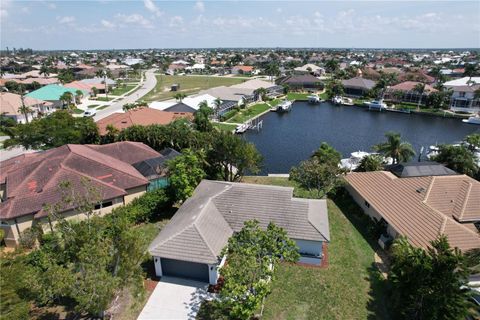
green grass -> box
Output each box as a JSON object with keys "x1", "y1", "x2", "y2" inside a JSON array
[
  {"x1": 96, "y1": 105, "x2": 110, "y2": 110},
  {"x1": 241, "y1": 176, "x2": 392, "y2": 320},
  {"x1": 143, "y1": 75, "x2": 246, "y2": 102},
  {"x1": 213, "y1": 122, "x2": 237, "y2": 132},
  {"x1": 87, "y1": 104, "x2": 100, "y2": 109},
  {"x1": 109, "y1": 85, "x2": 136, "y2": 96},
  {"x1": 95, "y1": 96, "x2": 114, "y2": 102},
  {"x1": 72, "y1": 108, "x2": 84, "y2": 114},
  {"x1": 287, "y1": 92, "x2": 312, "y2": 100},
  {"x1": 225, "y1": 103, "x2": 271, "y2": 123}
]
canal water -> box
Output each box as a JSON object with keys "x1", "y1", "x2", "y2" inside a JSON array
[{"x1": 243, "y1": 101, "x2": 480, "y2": 174}]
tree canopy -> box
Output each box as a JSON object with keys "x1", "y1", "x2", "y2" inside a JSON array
[
  {"x1": 374, "y1": 131, "x2": 415, "y2": 164},
  {"x1": 167, "y1": 149, "x2": 206, "y2": 202},
  {"x1": 433, "y1": 144, "x2": 479, "y2": 179}
]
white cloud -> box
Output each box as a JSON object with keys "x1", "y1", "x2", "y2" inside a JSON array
[
  {"x1": 21, "y1": 6, "x2": 30, "y2": 14},
  {"x1": 169, "y1": 15, "x2": 184, "y2": 27},
  {"x1": 194, "y1": 1, "x2": 205, "y2": 13},
  {"x1": 116, "y1": 13, "x2": 153, "y2": 29},
  {"x1": 48, "y1": 3, "x2": 56, "y2": 9},
  {"x1": 0, "y1": 9, "x2": 8, "y2": 19},
  {"x1": 101, "y1": 19, "x2": 115, "y2": 29},
  {"x1": 144, "y1": 0, "x2": 162, "y2": 17},
  {"x1": 276, "y1": 8, "x2": 282, "y2": 13},
  {"x1": 57, "y1": 16, "x2": 76, "y2": 24}
]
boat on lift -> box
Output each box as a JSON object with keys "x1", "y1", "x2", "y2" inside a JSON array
[
  {"x1": 462, "y1": 115, "x2": 480, "y2": 125},
  {"x1": 235, "y1": 123, "x2": 249, "y2": 134},
  {"x1": 307, "y1": 94, "x2": 321, "y2": 104},
  {"x1": 365, "y1": 99, "x2": 388, "y2": 111},
  {"x1": 276, "y1": 99, "x2": 293, "y2": 112}
]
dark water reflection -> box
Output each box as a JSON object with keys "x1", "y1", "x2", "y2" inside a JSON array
[{"x1": 243, "y1": 101, "x2": 480, "y2": 174}]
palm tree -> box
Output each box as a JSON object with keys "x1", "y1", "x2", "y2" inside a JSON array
[
  {"x1": 59, "y1": 92, "x2": 74, "y2": 110},
  {"x1": 75, "y1": 90, "x2": 83, "y2": 104},
  {"x1": 19, "y1": 95, "x2": 33, "y2": 124},
  {"x1": 174, "y1": 93, "x2": 186, "y2": 102},
  {"x1": 463, "y1": 64, "x2": 478, "y2": 83},
  {"x1": 256, "y1": 87, "x2": 267, "y2": 101},
  {"x1": 92, "y1": 87, "x2": 98, "y2": 97},
  {"x1": 95, "y1": 68, "x2": 113, "y2": 99},
  {"x1": 374, "y1": 131, "x2": 415, "y2": 164},
  {"x1": 413, "y1": 83, "x2": 426, "y2": 111},
  {"x1": 213, "y1": 98, "x2": 222, "y2": 118},
  {"x1": 39, "y1": 64, "x2": 50, "y2": 78}
]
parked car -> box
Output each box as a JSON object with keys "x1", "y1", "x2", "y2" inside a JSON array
[{"x1": 83, "y1": 109, "x2": 97, "y2": 117}]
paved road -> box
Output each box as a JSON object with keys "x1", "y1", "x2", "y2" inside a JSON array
[{"x1": 93, "y1": 68, "x2": 157, "y2": 121}]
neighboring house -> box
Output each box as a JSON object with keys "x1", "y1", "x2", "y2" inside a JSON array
[
  {"x1": 384, "y1": 81, "x2": 437, "y2": 105},
  {"x1": 230, "y1": 79, "x2": 284, "y2": 99},
  {"x1": 64, "y1": 81, "x2": 96, "y2": 96},
  {"x1": 149, "y1": 94, "x2": 219, "y2": 113},
  {"x1": 0, "y1": 141, "x2": 163, "y2": 247},
  {"x1": 444, "y1": 77, "x2": 480, "y2": 88},
  {"x1": 199, "y1": 86, "x2": 254, "y2": 114},
  {"x1": 344, "y1": 170, "x2": 480, "y2": 252},
  {"x1": 449, "y1": 84, "x2": 480, "y2": 113},
  {"x1": 231, "y1": 65, "x2": 254, "y2": 75},
  {"x1": 133, "y1": 148, "x2": 181, "y2": 190},
  {"x1": 17, "y1": 77, "x2": 59, "y2": 86},
  {"x1": 277, "y1": 74, "x2": 324, "y2": 91},
  {"x1": 80, "y1": 77, "x2": 114, "y2": 93},
  {"x1": 293, "y1": 64, "x2": 325, "y2": 76},
  {"x1": 341, "y1": 77, "x2": 376, "y2": 97},
  {"x1": 0, "y1": 92, "x2": 53, "y2": 123},
  {"x1": 96, "y1": 107, "x2": 192, "y2": 135},
  {"x1": 25, "y1": 84, "x2": 87, "y2": 109},
  {"x1": 148, "y1": 180, "x2": 330, "y2": 284}
]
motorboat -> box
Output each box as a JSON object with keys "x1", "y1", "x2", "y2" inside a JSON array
[
  {"x1": 462, "y1": 115, "x2": 480, "y2": 125},
  {"x1": 276, "y1": 99, "x2": 293, "y2": 112},
  {"x1": 235, "y1": 123, "x2": 249, "y2": 134},
  {"x1": 365, "y1": 99, "x2": 387, "y2": 111},
  {"x1": 332, "y1": 96, "x2": 343, "y2": 105},
  {"x1": 426, "y1": 145, "x2": 440, "y2": 159},
  {"x1": 341, "y1": 97, "x2": 354, "y2": 106},
  {"x1": 339, "y1": 151, "x2": 371, "y2": 171},
  {"x1": 307, "y1": 94, "x2": 321, "y2": 104}
]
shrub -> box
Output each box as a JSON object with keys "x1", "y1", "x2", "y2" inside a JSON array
[
  {"x1": 0, "y1": 229, "x2": 5, "y2": 245},
  {"x1": 19, "y1": 225, "x2": 42, "y2": 249}
]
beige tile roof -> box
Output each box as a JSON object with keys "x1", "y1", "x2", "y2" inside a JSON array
[
  {"x1": 345, "y1": 171, "x2": 480, "y2": 252},
  {"x1": 0, "y1": 92, "x2": 52, "y2": 116}
]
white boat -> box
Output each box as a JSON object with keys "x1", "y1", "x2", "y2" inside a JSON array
[
  {"x1": 332, "y1": 96, "x2": 343, "y2": 105},
  {"x1": 341, "y1": 97, "x2": 354, "y2": 106},
  {"x1": 307, "y1": 94, "x2": 321, "y2": 104},
  {"x1": 339, "y1": 151, "x2": 371, "y2": 171},
  {"x1": 276, "y1": 99, "x2": 293, "y2": 112},
  {"x1": 235, "y1": 123, "x2": 249, "y2": 134},
  {"x1": 426, "y1": 145, "x2": 440, "y2": 159},
  {"x1": 366, "y1": 99, "x2": 388, "y2": 111},
  {"x1": 462, "y1": 115, "x2": 480, "y2": 125}
]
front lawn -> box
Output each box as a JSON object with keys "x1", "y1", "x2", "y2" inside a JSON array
[
  {"x1": 287, "y1": 92, "x2": 311, "y2": 100},
  {"x1": 143, "y1": 75, "x2": 245, "y2": 102},
  {"x1": 241, "y1": 176, "x2": 391, "y2": 320},
  {"x1": 95, "y1": 96, "x2": 114, "y2": 102},
  {"x1": 72, "y1": 108, "x2": 84, "y2": 114},
  {"x1": 225, "y1": 102, "x2": 271, "y2": 123},
  {"x1": 213, "y1": 122, "x2": 237, "y2": 132},
  {"x1": 110, "y1": 85, "x2": 136, "y2": 96}
]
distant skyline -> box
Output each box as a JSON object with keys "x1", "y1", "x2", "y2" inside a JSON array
[{"x1": 1, "y1": 0, "x2": 479, "y2": 50}]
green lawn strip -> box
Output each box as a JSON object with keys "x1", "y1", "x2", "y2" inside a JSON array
[
  {"x1": 225, "y1": 103, "x2": 271, "y2": 123},
  {"x1": 241, "y1": 176, "x2": 391, "y2": 320},
  {"x1": 96, "y1": 105, "x2": 110, "y2": 110},
  {"x1": 213, "y1": 122, "x2": 237, "y2": 132},
  {"x1": 287, "y1": 92, "x2": 311, "y2": 101},
  {"x1": 109, "y1": 85, "x2": 136, "y2": 96},
  {"x1": 143, "y1": 75, "x2": 245, "y2": 102},
  {"x1": 72, "y1": 108, "x2": 84, "y2": 114},
  {"x1": 95, "y1": 96, "x2": 114, "y2": 102},
  {"x1": 86, "y1": 104, "x2": 100, "y2": 109}
]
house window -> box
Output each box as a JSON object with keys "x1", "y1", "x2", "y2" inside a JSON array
[
  {"x1": 94, "y1": 201, "x2": 113, "y2": 210},
  {"x1": 459, "y1": 92, "x2": 466, "y2": 98},
  {"x1": 364, "y1": 201, "x2": 370, "y2": 208},
  {"x1": 0, "y1": 221, "x2": 9, "y2": 226}
]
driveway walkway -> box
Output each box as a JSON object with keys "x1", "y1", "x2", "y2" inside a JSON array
[
  {"x1": 137, "y1": 277, "x2": 212, "y2": 320},
  {"x1": 93, "y1": 68, "x2": 158, "y2": 121}
]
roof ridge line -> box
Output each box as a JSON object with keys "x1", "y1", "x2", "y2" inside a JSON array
[
  {"x1": 457, "y1": 181, "x2": 472, "y2": 221},
  {"x1": 423, "y1": 176, "x2": 435, "y2": 202},
  {"x1": 60, "y1": 165, "x2": 128, "y2": 194}
]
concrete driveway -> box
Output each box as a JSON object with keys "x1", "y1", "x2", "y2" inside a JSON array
[{"x1": 137, "y1": 277, "x2": 212, "y2": 320}]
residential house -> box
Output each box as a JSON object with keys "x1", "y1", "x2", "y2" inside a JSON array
[
  {"x1": 0, "y1": 142, "x2": 164, "y2": 247},
  {"x1": 25, "y1": 84, "x2": 87, "y2": 109},
  {"x1": 230, "y1": 79, "x2": 284, "y2": 99},
  {"x1": 198, "y1": 86, "x2": 254, "y2": 114},
  {"x1": 277, "y1": 74, "x2": 324, "y2": 91},
  {"x1": 344, "y1": 170, "x2": 480, "y2": 252},
  {"x1": 341, "y1": 77, "x2": 376, "y2": 97},
  {"x1": 231, "y1": 65, "x2": 254, "y2": 75},
  {"x1": 150, "y1": 93, "x2": 219, "y2": 114},
  {"x1": 294, "y1": 64, "x2": 325, "y2": 76},
  {"x1": 0, "y1": 92, "x2": 53, "y2": 123},
  {"x1": 384, "y1": 81, "x2": 437, "y2": 105},
  {"x1": 449, "y1": 84, "x2": 480, "y2": 113},
  {"x1": 148, "y1": 180, "x2": 330, "y2": 284},
  {"x1": 96, "y1": 107, "x2": 193, "y2": 135},
  {"x1": 444, "y1": 77, "x2": 480, "y2": 88}
]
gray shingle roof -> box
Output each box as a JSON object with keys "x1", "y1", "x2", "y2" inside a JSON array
[{"x1": 148, "y1": 180, "x2": 330, "y2": 264}]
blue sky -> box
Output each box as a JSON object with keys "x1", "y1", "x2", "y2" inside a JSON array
[{"x1": 1, "y1": 0, "x2": 479, "y2": 50}]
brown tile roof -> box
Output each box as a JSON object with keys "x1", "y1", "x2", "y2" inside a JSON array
[
  {"x1": 0, "y1": 142, "x2": 160, "y2": 221},
  {"x1": 95, "y1": 107, "x2": 192, "y2": 135},
  {"x1": 389, "y1": 81, "x2": 437, "y2": 93},
  {"x1": 345, "y1": 171, "x2": 480, "y2": 252},
  {"x1": 232, "y1": 65, "x2": 254, "y2": 72}
]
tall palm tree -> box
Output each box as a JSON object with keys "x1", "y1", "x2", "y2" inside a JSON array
[
  {"x1": 60, "y1": 92, "x2": 74, "y2": 110},
  {"x1": 256, "y1": 87, "x2": 267, "y2": 101},
  {"x1": 95, "y1": 68, "x2": 113, "y2": 99},
  {"x1": 19, "y1": 95, "x2": 33, "y2": 124},
  {"x1": 213, "y1": 98, "x2": 222, "y2": 118},
  {"x1": 413, "y1": 83, "x2": 426, "y2": 111},
  {"x1": 75, "y1": 90, "x2": 83, "y2": 104},
  {"x1": 463, "y1": 64, "x2": 478, "y2": 83},
  {"x1": 39, "y1": 64, "x2": 50, "y2": 78},
  {"x1": 174, "y1": 93, "x2": 186, "y2": 102},
  {"x1": 374, "y1": 132, "x2": 415, "y2": 164}
]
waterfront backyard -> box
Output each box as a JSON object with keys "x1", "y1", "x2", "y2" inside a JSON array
[{"x1": 142, "y1": 75, "x2": 246, "y2": 101}]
